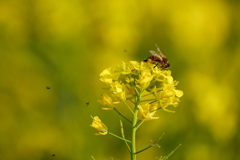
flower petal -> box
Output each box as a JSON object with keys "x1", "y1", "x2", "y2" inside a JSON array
[{"x1": 90, "y1": 116, "x2": 108, "y2": 135}]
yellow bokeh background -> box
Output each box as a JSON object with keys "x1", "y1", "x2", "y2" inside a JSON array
[{"x1": 0, "y1": 0, "x2": 239, "y2": 160}]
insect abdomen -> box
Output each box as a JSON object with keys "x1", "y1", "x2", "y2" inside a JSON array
[{"x1": 143, "y1": 56, "x2": 154, "y2": 62}]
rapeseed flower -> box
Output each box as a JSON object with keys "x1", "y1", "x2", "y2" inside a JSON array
[
  {"x1": 98, "y1": 93, "x2": 120, "y2": 110},
  {"x1": 138, "y1": 103, "x2": 159, "y2": 121},
  {"x1": 90, "y1": 116, "x2": 108, "y2": 135}
]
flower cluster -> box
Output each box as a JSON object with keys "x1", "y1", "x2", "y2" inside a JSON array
[
  {"x1": 98, "y1": 61, "x2": 183, "y2": 113},
  {"x1": 90, "y1": 54, "x2": 183, "y2": 160}
]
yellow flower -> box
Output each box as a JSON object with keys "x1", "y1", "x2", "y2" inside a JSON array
[
  {"x1": 90, "y1": 116, "x2": 108, "y2": 135},
  {"x1": 138, "y1": 103, "x2": 159, "y2": 121},
  {"x1": 122, "y1": 83, "x2": 135, "y2": 99},
  {"x1": 129, "y1": 61, "x2": 141, "y2": 70},
  {"x1": 146, "y1": 67, "x2": 170, "y2": 92},
  {"x1": 110, "y1": 82, "x2": 126, "y2": 101},
  {"x1": 130, "y1": 61, "x2": 151, "y2": 71},
  {"x1": 154, "y1": 82, "x2": 183, "y2": 113},
  {"x1": 100, "y1": 67, "x2": 121, "y2": 84},
  {"x1": 115, "y1": 61, "x2": 132, "y2": 74},
  {"x1": 98, "y1": 93, "x2": 120, "y2": 110},
  {"x1": 137, "y1": 70, "x2": 153, "y2": 89}
]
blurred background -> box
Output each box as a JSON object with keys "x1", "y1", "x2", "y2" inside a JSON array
[{"x1": 0, "y1": 0, "x2": 239, "y2": 159}]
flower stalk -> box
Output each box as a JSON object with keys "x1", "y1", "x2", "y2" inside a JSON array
[
  {"x1": 108, "y1": 132, "x2": 131, "y2": 143},
  {"x1": 130, "y1": 89, "x2": 142, "y2": 160},
  {"x1": 120, "y1": 119, "x2": 131, "y2": 152}
]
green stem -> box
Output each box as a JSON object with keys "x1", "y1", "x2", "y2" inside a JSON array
[
  {"x1": 123, "y1": 101, "x2": 134, "y2": 114},
  {"x1": 141, "y1": 92, "x2": 154, "y2": 98},
  {"x1": 127, "y1": 75, "x2": 139, "y2": 96},
  {"x1": 141, "y1": 89, "x2": 163, "y2": 98},
  {"x1": 135, "y1": 120, "x2": 144, "y2": 130},
  {"x1": 149, "y1": 100, "x2": 157, "y2": 104},
  {"x1": 135, "y1": 133, "x2": 165, "y2": 155},
  {"x1": 151, "y1": 106, "x2": 162, "y2": 113},
  {"x1": 126, "y1": 96, "x2": 135, "y2": 104},
  {"x1": 131, "y1": 89, "x2": 142, "y2": 160},
  {"x1": 108, "y1": 132, "x2": 131, "y2": 143},
  {"x1": 120, "y1": 119, "x2": 131, "y2": 152},
  {"x1": 140, "y1": 99, "x2": 156, "y2": 103},
  {"x1": 114, "y1": 108, "x2": 131, "y2": 123},
  {"x1": 163, "y1": 144, "x2": 181, "y2": 160},
  {"x1": 131, "y1": 109, "x2": 138, "y2": 160},
  {"x1": 135, "y1": 144, "x2": 152, "y2": 154}
]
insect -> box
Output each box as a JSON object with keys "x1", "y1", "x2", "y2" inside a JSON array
[
  {"x1": 143, "y1": 44, "x2": 170, "y2": 69},
  {"x1": 46, "y1": 86, "x2": 51, "y2": 90},
  {"x1": 86, "y1": 101, "x2": 90, "y2": 107}
]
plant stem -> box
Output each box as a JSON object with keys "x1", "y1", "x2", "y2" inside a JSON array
[
  {"x1": 141, "y1": 92, "x2": 154, "y2": 97},
  {"x1": 123, "y1": 101, "x2": 134, "y2": 114},
  {"x1": 126, "y1": 95, "x2": 135, "y2": 105},
  {"x1": 120, "y1": 119, "x2": 131, "y2": 152},
  {"x1": 149, "y1": 100, "x2": 157, "y2": 104},
  {"x1": 141, "y1": 89, "x2": 163, "y2": 98},
  {"x1": 114, "y1": 108, "x2": 131, "y2": 123},
  {"x1": 135, "y1": 144, "x2": 152, "y2": 154},
  {"x1": 135, "y1": 120, "x2": 144, "y2": 130},
  {"x1": 140, "y1": 99, "x2": 156, "y2": 103},
  {"x1": 135, "y1": 132, "x2": 165, "y2": 155},
  {"x1": 108, "y1": 132, "x2": 131, "y2": 143},
  {"x1": 163, "y1": 144, "x2": 181, "y2": 160},
  {"x1": 131, "y1": 90, "x2": 142, "y2": 160}
]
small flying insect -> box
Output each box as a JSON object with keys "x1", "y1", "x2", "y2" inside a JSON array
[
  {"x1": 86, "y1": 101, "x2": 90, "y2": 107},
  {"x1": 46, "y1": 86, "x2": 51, "y2": 90},
  {"x1": 143, "y1": 44, "x2": 170, "y2": 69}
]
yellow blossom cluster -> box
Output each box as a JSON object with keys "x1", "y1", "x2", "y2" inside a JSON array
[
  {"x1": 91, "y1": 60, "x2": 183, "y2": 138},
  {"x1": 98, "y1": 61, "x2": 183, "y2": 113}
]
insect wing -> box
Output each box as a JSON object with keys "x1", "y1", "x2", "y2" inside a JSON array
[
  {"x1": 149, "y1": 50, "x2": 158, "y2": 56},
  {"x1": 155, "y1": 44, "x2": 164, "y2": 57},
  {"x1": 149, "y1": 50, "x2": 162, "y2": 60}
]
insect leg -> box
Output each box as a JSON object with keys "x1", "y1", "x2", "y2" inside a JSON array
[{"x1": 153, "y1": 63, "x2": 159, "y2": 68}]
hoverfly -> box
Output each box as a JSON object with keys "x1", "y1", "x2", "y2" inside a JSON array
[{"x1": 143, "y1": 44, "x2": 170, "y2": 69}]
